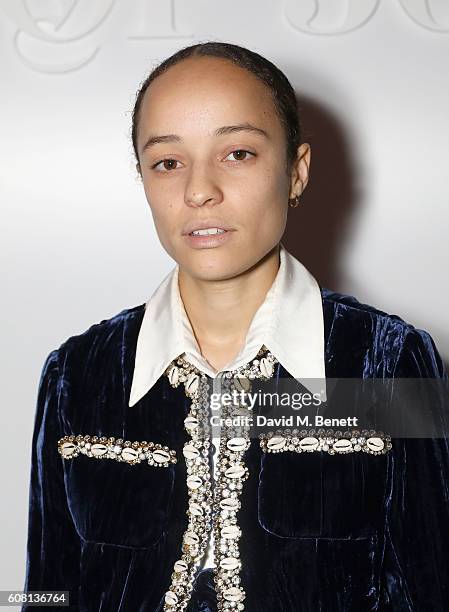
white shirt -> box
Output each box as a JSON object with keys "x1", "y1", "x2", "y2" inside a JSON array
[{"x1": 128, "y1": 241, "x2": 327, "y2": 568}]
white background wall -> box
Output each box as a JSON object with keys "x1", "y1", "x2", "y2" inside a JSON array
[{"x1": 1, "y1": 0, "x2": 448, "y2": 604}]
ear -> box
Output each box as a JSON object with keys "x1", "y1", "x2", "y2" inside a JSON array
[{"x1": 289, "y1": 143, "x2": 311, "y2": 198}]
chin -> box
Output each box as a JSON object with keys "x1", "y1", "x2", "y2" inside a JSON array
[{"x1": 181, "y1": 250, "x2": 247, "y2": 281}]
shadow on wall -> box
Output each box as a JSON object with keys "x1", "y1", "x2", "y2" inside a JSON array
[
  {"x1": 282, "y1": 94, "x2": 449, "y2": 368},
  {"x1": 283, "y1": 93, "x2": 359, "y2": 293}
]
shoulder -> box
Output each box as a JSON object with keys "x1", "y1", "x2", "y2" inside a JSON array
[
  {"x1": 322, "y1": 286, "x2": 407, "y2": 322},
  {"x1": 322, "y1": 285, "x2": 421, "y2": 331},
  {"x1": 320, "y1": 286, "x2": 447, "y2": 378}
]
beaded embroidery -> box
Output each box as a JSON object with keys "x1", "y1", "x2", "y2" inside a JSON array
[
  {"x1": 163, "y1": 345, "x2": 278, "y2": 611},
  {"x1": 260, "y1": 428, "x2": 392, "y2": 455},
  {"x1": 57, "y1": 434, "x2": 177, "y2": 466}
]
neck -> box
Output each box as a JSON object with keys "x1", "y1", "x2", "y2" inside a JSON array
[{"x1": 178, "y1": 245, "x2": 280, "y2": 369}]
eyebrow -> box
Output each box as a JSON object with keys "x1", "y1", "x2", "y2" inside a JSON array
[{"x1": 140, "y1": 122, "x2": 270, "y2": 155}]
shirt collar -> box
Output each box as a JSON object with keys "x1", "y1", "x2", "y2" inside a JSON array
[{"x1": 128, "y1": 242, "x2": 326, "y2": 407}]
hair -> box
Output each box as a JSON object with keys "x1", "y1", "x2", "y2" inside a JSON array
[{"x1": 131, "y1": 41, "x2": 302, "y2": 177}]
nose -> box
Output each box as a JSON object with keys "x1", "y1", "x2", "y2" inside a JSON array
[{"x1": 184, "y1": 162, "x2": 223, "y2": 208}]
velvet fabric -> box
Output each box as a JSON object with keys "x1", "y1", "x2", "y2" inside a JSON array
[{"x1": 22, "y1": 287, "x2": 449, "y2": 611}]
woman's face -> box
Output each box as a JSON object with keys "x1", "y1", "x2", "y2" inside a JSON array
[{"x1": 136, "y1": 56, "x2": 309, "y2": 281}]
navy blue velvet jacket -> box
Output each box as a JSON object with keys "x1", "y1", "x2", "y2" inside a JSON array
[{"x1": 22, "y1": 287, "x2": 449, "y2": 611}]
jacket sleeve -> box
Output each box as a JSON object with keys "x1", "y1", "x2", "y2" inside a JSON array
[
  {"x1": 22, "y1": 349, "x2": 81, "y2": 611},
  {"x1": 382, "y1": 328, "x2": 449, "y2": 609}
]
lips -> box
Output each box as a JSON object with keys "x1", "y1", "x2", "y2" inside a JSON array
[{"x1": 183, "y1": 227, "x2": 235, "y2": 249}]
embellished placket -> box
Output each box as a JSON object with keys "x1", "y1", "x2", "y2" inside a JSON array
[{"x1": 163, "y1": 345, "x2": 279, "y2": 611}]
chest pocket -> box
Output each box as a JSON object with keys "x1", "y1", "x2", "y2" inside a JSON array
[
  {"x1": 257, "y1": 437, "x2": 391, "y2": 540},
  {"x1": 59, "y1": 434, "x2": 177, "y2": 548}
]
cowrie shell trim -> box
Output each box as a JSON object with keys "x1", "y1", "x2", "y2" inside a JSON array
[
  {"x1": 163, "y1": 345, "x2": 278, "y2": 611},
  {"x1": 260, "y1": 428, "x2": 392, "y2": 456},
  {"x1": 57, "y1": 435, "x2": 177, "y2": 466}
]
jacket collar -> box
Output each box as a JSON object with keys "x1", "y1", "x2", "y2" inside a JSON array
[{"x1": 128, "y1": 242, "x2": 326, "y2": 407}]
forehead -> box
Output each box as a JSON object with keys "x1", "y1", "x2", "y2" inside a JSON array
[{"x1": 137, "y1": 56, "x2": 282, "y2": 144}]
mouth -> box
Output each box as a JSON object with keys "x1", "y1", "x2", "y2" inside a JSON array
[
  {"x1": 189, "y1": 227, "x2": 228, "y2": 236},
  {"x1": 183, "y1": 227, "x2": 235, "y2": 249}
]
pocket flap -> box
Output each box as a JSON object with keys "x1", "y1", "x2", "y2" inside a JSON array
[
  {"x1": 258, "y1": 428, "x2": 392, "y2": 539},
  {"x1": 58, "y1": 433, "x2": 177, "y2": 548}
]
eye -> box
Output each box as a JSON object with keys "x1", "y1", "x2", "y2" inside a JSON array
[
  {"x1": 225, "y1": 149, "x2": 255, "y2": 162},
  {"x1": 150, "y1": 149, "x2": 255, "y2": 173},
  {"x1": 150, "y1": 158, "x2": 180, "y2": 172}
]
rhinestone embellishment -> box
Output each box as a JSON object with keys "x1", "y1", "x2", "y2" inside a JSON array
[
  {"x1": 163, "y1": 362, "x2": 214, "y2": 610},
  {"x1": 163, "y1": 345, "x2": 278, "y2": 611},
  {"x1": 57, "y1": 435, "x2": 177, "y2": 466},
  {"x1": 260, "y1": 428, "x2": 392, "y2": 455}
]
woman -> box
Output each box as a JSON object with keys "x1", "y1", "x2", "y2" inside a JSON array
[{"x1": 22, "y1": 42, "x2": 449, "y2": 611}]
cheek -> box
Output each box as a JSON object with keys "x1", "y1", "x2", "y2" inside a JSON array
[
  {"x1": 256, "y1": 204, "x2": 288, "y2": 243},
  {"x1": 141, "y1": 181, "x2": 175, "y2": 229},
  {"x1": 141, "y1": 171, "x2": 172, "y2": 204},
  {"x1": 262, "y1": 190, "x2": 288, "y2": 242},
  {"x1": 243, "y1": 179, "x2": 288, "y2": 232}
]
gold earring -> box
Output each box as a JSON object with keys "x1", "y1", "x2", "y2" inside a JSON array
[{"x1": 289, "y1": 195, "x2": 301, "y2": 208}]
